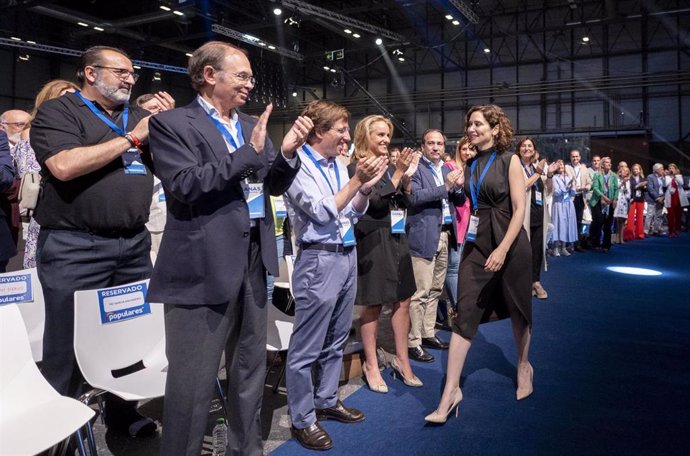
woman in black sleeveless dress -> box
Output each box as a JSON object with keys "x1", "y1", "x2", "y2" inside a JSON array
[{"x1": 425, "y1": 105, "x2": 533, "y2": 424}]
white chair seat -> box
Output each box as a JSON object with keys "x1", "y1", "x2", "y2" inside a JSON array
[{"x1": 0, "y1": 304, "x2": 94, "y2": 455}]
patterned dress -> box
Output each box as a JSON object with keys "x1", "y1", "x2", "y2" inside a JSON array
[{"x1": 12, "y1": 139, "x2": 41, "y2": 268}]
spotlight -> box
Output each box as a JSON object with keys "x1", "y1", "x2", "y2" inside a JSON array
[
  {"x1": 483, "y1": 48, "x2": 491, "y2": 53},
  {"x1": 323, "y1": 65, "x2": 330, "y2": 70},
  {"x1": 330, "y1": 68, "x2": 336, "y2": 73},
  {"x1": 10, "y1": 36, "x2": 21, "y2": 41},
  {"x1": 452, "y1": 20, "x2": 460, "y2": 25},
  {"x1": 398, "y1": 57, "x2": 405, "y2": 62},
  {"x1": 273, "y1": 8, "x2": 282, "y2": 16},
  {"x1": 392, "y1": 48, "x2": 404, "y2": 56},
  {"x1": 344, "y1": 29, "x2": 352, "y2": 34},
  {"x1": 185, "y1": 52, "x2": 193, "y2": 57},
  {"x1": 445, "y1": 14, "x2": 454, "y2": 20},
  {"x1": 77, "y1": 22, "x2": 89, "y2": 27},
  {"x1": 159, "y1": 5, "x2": 171, "y2": 12},
  {"x1": 375, "y1": 38, "x2": 383, "y2": 45},
  {"x1": 18, "y1": 54, "x2": 30, "y2": 61},
  {"x1": 292, "y1": 92, "x2": 298, "y2": 97},
  {"x1": 173, "y1": 10, "x2": 184, "y2": 16},
  {"x1": 606, "y1": 266, "x2": 662, "y2": 276},
  {"x1": 284, "y1": 16, "x2": 301, "y2": 27},
  {"x1": 93, "y1": 26, "x2": 104, "y2": 32},
  {"x1": 268, "y1": 45, "x2": 276, "y2": 50},
  {"x1": 352, "y1": 33, "x2": 361, "y2": 38},
  {"x1": 582, "y1": 36, "x2": 590, "y2": 43}
]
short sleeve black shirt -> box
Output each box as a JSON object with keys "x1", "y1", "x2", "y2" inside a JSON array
[{"x1": 30, "y1": 92, "x2": 154, "y2": 233}]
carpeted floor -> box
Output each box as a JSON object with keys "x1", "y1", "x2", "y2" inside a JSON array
[{"x1": 271, "y1": 234, "x2": 690, "y2": 456}]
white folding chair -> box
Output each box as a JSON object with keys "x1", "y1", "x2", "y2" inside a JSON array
[
  {"x1": 73, "y1": 279, "x2": 167, "y2": 454},
  {"x1": 0, "y1": 267, "x2": 45, "y2": 362},
  {"x1": 0, "y1": 304, "x2": 94, "y2": 456},
  {"x1": 266, "y1": 256, "x2": 296, "y2": 393}
]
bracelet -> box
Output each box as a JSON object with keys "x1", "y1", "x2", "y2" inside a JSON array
[
  {"x1": 125, "y1": 132, "x2": 143, "y2": 148},
  {"x1": 358, "y1": 187, "x2": 372, "y2": 196}
]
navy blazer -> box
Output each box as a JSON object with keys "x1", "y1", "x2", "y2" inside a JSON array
[
  {"x1": 406, "y1": 160, "x2": 465, "y2": 260},
  {"x1": 147, "y1": 101, "x2": 300, "y2": 305},
  {"x1": 645, "y1": 173, "x2": 664, "y2": 204},
  {"x1": 0, "y1": 131, "x2": 17, "y2": 262}
]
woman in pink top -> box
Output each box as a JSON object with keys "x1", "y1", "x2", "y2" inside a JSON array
[{"x1": 442, "y1": 137, "x2": 476, "y2": 323}]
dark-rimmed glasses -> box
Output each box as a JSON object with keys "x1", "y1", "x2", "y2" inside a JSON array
[{"x1": 92, "y1": 65, "x2": 140, "y2": 82}]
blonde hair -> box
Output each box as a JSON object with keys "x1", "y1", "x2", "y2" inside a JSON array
[
  {"x1": 353, "y1": 115, "x2": 393, "y2": 161},
  {"x1": 31, "y1": 79, "x2": 79, "y2": 118},
  {"x1": 454, "y1": 136, "x2": 473, "y2": 166}
]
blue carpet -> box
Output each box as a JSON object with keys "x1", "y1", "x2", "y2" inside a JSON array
[{"x1": 271, "y1": 234, "x2": 690, "y2": 455}]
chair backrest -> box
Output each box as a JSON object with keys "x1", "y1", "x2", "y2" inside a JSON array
[
  {"x1": 1, "y1": 304, "x2": 95, "y2": 455},
  {"x1": 0, "y1": 268, "x2": 45, "y2": 362},
  {"x1": 267, "y1": 256, "x2": 295, "y2": 352},
  {"x1": 73, "y1": 279, "x2": 167, "y2": 401}
]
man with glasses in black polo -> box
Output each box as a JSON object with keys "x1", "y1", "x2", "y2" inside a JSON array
[{"x1": 30, "y1": 45, "x2": 158, "y2": 438}]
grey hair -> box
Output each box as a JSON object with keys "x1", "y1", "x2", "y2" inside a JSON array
[{"x1": 653, "y1": 163, "x2": 664, "y2": 171}]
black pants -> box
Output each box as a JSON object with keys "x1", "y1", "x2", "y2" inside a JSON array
[
  {"x1": 573, "y1": 194, "x2": 585, "y2": 236},
  {"x1": 160, "y1": 234, "x2": 267, "y2": 456},
  {"x1": 37, "y1": 228, "x2": 151, "y2": 410},
  {"x1": 530, "y1": 223, "x2": 544, "y2": 283},
  {"x1": 589, "y1": 202, "x2": 613, "y2": 249}
]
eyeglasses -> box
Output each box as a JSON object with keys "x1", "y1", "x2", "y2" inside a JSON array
[
  {"x1": 1, "y1": 121, "x2": 27, "y2": 128},
  {"x1": 229, "y1": 72, "x2": 256, "y2": 85},
  {"x1": 92, "y1": 65, "x2": 139, "y2": 82},
  {"x1": 330, "y1": 126, "x2": 350, "y2": 135}
]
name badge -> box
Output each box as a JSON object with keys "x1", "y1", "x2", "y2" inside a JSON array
[
  {"x1": 158, "y1": 188, "x2": 166, "y2": 202},
  {"x1": 635, "y1": 189, "x2": 642, "y2": 198},
  {"x1": 442, "y1": 199, "x2": 452, "y2": 224},
  {"x1": 274, "y1": 195, "x2": 287, "y2": 218},
  {"x1": 391, "y1": 209, "x2": 406, "y2": 234},
  {"x1": 466, "y1": 215, "x2": 479, "y2": 243},
  {"x1": 245, "y1": 183, "x2": 265, "y2": 219},
  {"x1": 339, "y1": 215, "x2": 356, "y2": 247},
  {"x1": 535, "y1": 190, "x2": 543, "y2": 206},
  {"x1": 123, "y1": 148, "x2": 146, "y2": 175}
]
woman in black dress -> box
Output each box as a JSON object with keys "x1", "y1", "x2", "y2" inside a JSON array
[
  {"x1": 347, "y1": 115, "x2": 422, "y2": 392},
  {"x1": 425, "y1": 105, "x2": 533, "y2": 424}
]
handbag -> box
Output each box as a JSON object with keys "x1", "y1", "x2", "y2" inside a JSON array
[
  {"x1": 582, "y1": 203, "x2": 593, "y2": 225},
  {"x1": 17, "y1": 172, "x2": 41, "y2": 218}
]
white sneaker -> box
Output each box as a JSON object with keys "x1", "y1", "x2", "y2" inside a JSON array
[
  {"x1": 552, "y1": 249, "x2": 561, "y2": 257},
  {"x1": 560, "y1": 248, "x2": 571, "y2": 256}
]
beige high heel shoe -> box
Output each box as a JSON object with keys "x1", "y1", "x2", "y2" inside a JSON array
[
  {"x1": 362, "y1": 361, "x2": 388, "y2": 394},
  {"x1": 391, "y1": 357, "x2": 423, "y2": 387},
  {"x1": 516, "y1": 363, "x2": 534, "y2": 400},
  {"x1": 424, "y1": 388, "x2": 463, "y2": 424}
]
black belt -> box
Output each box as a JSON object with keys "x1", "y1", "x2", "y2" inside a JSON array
[{"x1": 301, "y1": 242, "x2": 354, "y2": 253}]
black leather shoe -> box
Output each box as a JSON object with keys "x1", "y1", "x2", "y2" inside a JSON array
[
  {"x1": 408, "y1": 345, "x2": 434, "y2": 362},
  {"x1": 316, "y1": 399, "x2": 365, "y2": 423},
  {"x1": 422, "y1": 336, "x2": 449, "y2": 350},
  {"x1": 291, "y1": 422, "x2": 333, "y2": 451}
]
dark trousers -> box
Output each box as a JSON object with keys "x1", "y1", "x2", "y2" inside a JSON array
[
  {"x1": 573, "y1": 194, "x2": 585, "y2": 236},
  {"x1": 160, "y1": 235, "x2": 267, "y2": 456},
  {"x1": 530, "y1": 223, "x2": 544, "y2": 283},
  {"x1": 589, "y1": 202, "x2": 614, "y2": 249},
  {"x1": 37, "y1": 228, "x2": 152, "y2": 397}
]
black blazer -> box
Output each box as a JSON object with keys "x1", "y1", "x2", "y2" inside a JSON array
[
  {"x1": 0, "y1": 131, "x2": 17, "y2": 262},
  {"x1": 147, "y1": 101, "x2": 300, "y2": 305}
]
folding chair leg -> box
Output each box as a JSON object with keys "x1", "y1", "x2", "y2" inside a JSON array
[
  {"x1": 84, "y1": 421, "x2": 98, "y2": 456},
  {"x1": 265, "y1": 351, "x2": 281, "y2": 385},
  {"x1": 73, "y1": 428, "x2": 90, "y2": 456},
  {"x1": 215, "y1": 376, "x2": 229, "y2": 422},
  {"x1": 273, "y1": 360, "x2": 287, "y2": 394}
]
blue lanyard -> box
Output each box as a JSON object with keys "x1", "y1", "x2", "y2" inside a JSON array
[
  {"x1": 302, "y1": 144, "x2": 341, "y2": 195},
  {"x1": 75, "y1": 90, "x2": 128, "y2": 136},
  {"x1": 469, "y1": 151, "x2": 497, "y2": 212},
  {"x1": 425, "y1": 160, "x2": 444, "y2": 185},
  {"x1": 522, "y1": 163, "x2": 539, "y2": 190},
  {"x1": 206, "y1": 113, "x2": 244, "y2": 150}
]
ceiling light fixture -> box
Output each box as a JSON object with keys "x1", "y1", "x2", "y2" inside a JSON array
[
  {"x1": 77, "y1": 22, "x2": 89, "y2": 27},
  {"x1": 173, "y1": 10, "x2": 184, "y2": 16},
  {"x1": 212, "y1": 24, "x2": 304, "y2": 60},
  {"x1": 93, "y1": 26, "x2": 104, "y2": 32},
  {"x1": 445, "y1": 14, "x2": 454, "y2": 20},
  {"x1": 159, "y1": 6, "x2": 171, "y2": 12},
  {"x1": 273, "y1": 8, "x2": 282, "y2": 16},
  {"x1": 344, "y1": 29, "x2": 352, "y2": 34},
  {"x1": 483, "y1": 48, "x2": 491, "y2": 53},
  {"x1": 352, "y1": 33, "x2": 361, "y2": 38},
  {"x1": 452, "y1": 20, "x2": 460, "y2": 25},
  {"x1": 582, "y1": 36, "x2": 590, "y2": 42},
  {"x1": 375, "y1": 38, "x2": 383, "y2": 45}
]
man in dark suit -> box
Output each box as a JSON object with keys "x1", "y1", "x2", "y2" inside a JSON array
[
  {"x1": 147, "y1": 41, "x2": 312, "y2": 456},
  {"x1": 0, "y1": 130, "x2": 16, "y2": 272},
  {"x1": 405, "y1": 129, "x2": 465, "y2": 362}
]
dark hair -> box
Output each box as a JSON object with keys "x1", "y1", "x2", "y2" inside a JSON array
[
  {"x1": 421, "y1": 129, "x2": 446, "y2": 144},
  {"x1": 188, "y1": 41, "x2": 247, "y2": 91},
  {"x1": 76, "y1": 46, "x2": 130, "y2": 87},
  {"x1": 300, "y1": 100, "x2": 350, "y2": 144},
  {"x1": 515, "y1": 136, "x2": 537, "y2": 164},
  {"x1": 464, "y1": 104, "x2": 514, "y2": 153},
  {"x1": 135, "y1": 93, "x2": 156, "y2": 107}
]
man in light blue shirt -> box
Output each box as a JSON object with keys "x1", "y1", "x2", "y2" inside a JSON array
[{"x1": 284, "y1": 99, "x2": 387, "y2": 451}]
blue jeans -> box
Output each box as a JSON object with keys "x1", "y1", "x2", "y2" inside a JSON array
[{"x1": 266, "y1": 234, "x2": 285, "y2": 303}]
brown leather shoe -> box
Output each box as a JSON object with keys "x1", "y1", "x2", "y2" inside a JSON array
[
  {"x1": 291, "y1": 422, "x2": 333, "y2": 451},
  {"x1": 316, "y1": 399, "x2": 365, "y2": 423}
]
